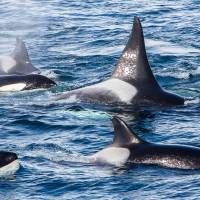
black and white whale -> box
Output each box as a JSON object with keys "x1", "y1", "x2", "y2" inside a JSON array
[
  {"x1": 0, "y1": 151, "x2": 20, "y2": 176},
  {"x1": 0, "y1": 37, "x2": 38, "y2": 75},
  {"x1": 89, "y1": 117, "x2": 200, "y2": 169},
  {"x1": 0, "y1": 37, "x2": 56, "y2": 91},
  {"x1": 0, "y1": 74, "x2": 56, "y2": 91},
  {"x1": 55, "y1": 17, "x2": 184, "y2": 106}
]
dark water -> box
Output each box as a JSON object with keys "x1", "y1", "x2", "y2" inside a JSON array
[{"x1": 0, "y1": 0, "x2": 200, "y2": 199}]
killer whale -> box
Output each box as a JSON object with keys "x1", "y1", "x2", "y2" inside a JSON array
[
  {"x1": 55, "y1": 17, "x2": 184, "y2": 106},
  {"x1": 0, "y1": 38, "x2": 56, "y2": 91},
  {"x1": 0, "y1": 74, "x2": 56, "y2": 91},
  {"x1": 89, "y1": 117, "x2": 200, "y2": 169},
  {"x1": 0, "y1": 37, "x2": 38, "y2": 75},
  {"x1": 0, "y1": 151, "x2": 20, "y2": 176}
]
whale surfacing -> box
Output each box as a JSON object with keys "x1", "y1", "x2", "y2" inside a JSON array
[
  {"x1": 0, "y1": 74, "x2": 56, "y2": 92},
  {"x1": 89, "y1": 117, "x2": 200, "y2": 169},
  {"x1": 55, "y1": 17, "x2": 184, "y2": 106},
  {"x1": 0, "y1": 38, "x2": 56, "y2": 91},
  {"x1": 0, "y1": 37, "x2": 38, "y2": 75}
]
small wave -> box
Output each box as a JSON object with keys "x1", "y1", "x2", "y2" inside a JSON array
[
  {"x1": 39, "y1": 69, "x2": 58, "y2": 79},
  {"x1": 49, "y1": 44, "x2": 124, "y2": 57},
  {"x1": 50, "y1": 107, "x2": 111, "y2": 120},
  {"x1": 8, "y1": 119, "x2": 75, "y2": 131},
  {"x1": 63, "y1": 109, "x2": 111, "y2": 120},
  {"x1": 146, "y1": 39, "x2": 200, "y2": 56},
  {"x1": 23, "y1": 143, "x2": 91, "y2": 166},
  {"x1": 166, "y1": 71, "x2": 189, "y2": 80},
  {"x1": 156, "y1": 69, "x2": 190, "y2": 80},
  {"x1": 191, "y1": 66, "x2": 200, "y2": 76},
  {"x1": 184, "y1": 98, "x2": 200, "y2": 105}
]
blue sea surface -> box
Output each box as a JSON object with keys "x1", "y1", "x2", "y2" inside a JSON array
[{"x1": 0, "y1": 0, "x2": 200, "y2": 199}]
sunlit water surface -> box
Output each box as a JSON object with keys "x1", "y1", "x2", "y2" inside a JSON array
[{"x1": 0, "y1": 0, "x2": 200, "y2": 199}]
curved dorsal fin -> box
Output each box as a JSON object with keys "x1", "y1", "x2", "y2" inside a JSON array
[
  {"x1": 11, "y1": 37, "x2": 30, "y2": 62},
  {"x1": 111, "y1": 116, "x2": 145, "y2": 147},
  {"x1": 111, "y1": 17, "x2": 159, "y2": 87},
  {"x1": 10, "y1": 37, "x2": 38, "y2": 74}
]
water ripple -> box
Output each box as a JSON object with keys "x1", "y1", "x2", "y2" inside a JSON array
[{"x1": 0, "y1": 0, "x2": 200, "y2": 199}]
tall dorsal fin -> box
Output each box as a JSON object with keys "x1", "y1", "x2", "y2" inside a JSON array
[
  {"x1": 111, "y1": 17, "x2": 159, "y2": 87},
  {"x1": 11, "y1": 37, "x2": 31, "y2": 62},
  {"x1": 111, "y1": 116, "x2": 145, "y2": 147},
  {"x1": 10, "y1": 37, "x2": 38, "y2": 74}
]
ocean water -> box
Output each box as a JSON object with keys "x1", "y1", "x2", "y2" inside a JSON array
[{"x1": 0, "y1": 0, "x2": 200, "y2": 199}]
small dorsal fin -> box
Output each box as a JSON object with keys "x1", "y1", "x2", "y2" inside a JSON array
[
  {"x1": 111, "y1": 116, "x2": 144, "y2": 146},
  {"x1": 111, "y1": 17, "x2": 159, "y2": 87},
  {"x1": 11, "y1": 37, "x2": 30, "y2": 62}
]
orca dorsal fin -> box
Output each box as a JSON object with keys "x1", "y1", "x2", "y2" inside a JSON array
[
  {"x1": 10, "y1": 37, "x2": 38, "y2": 74},
  {"x1": 11, "y1": 37, "x2": 31, "y2": 62},
  {"x1": 111, "y1": 17, "x2": 159, "y2": 87},
  {"x1": 111, "y1": 116, "x2": 145, "y2": 147}
]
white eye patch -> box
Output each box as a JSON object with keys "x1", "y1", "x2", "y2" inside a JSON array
[
  {"x1": 0, "y1": 83, "x2": 26, "y2": 92},
  {"x1": 79, "y1": 78, "x2": 137, "y2": 104},
  {"x1": 0, "y1": 160, "x2": 20, "y2": 177},
  {"x1": 89, "y1": 147, "x2": 130, "y2": 166}
]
